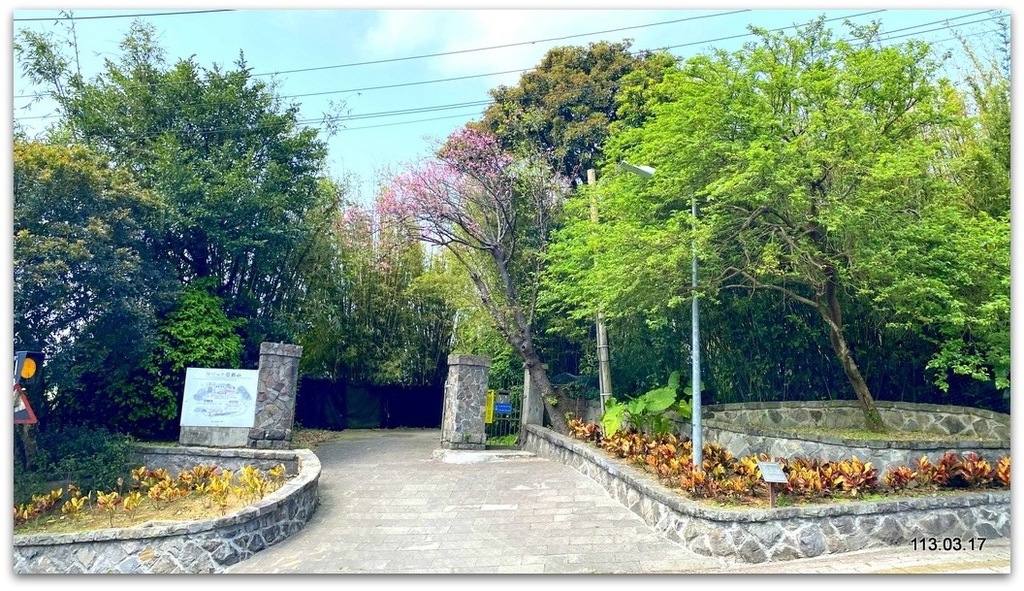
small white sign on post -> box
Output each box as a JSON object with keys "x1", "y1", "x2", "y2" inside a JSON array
[
  {"x1": 180, "y1": 367, "x2": 259, "y2": 428},
  {"x1": 758, "y1": 460, "x2": 788, "y2": 508}
]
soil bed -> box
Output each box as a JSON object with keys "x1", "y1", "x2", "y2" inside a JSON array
[{"x1": 14, "y1": 492, "x2": 258, "y2": 536}]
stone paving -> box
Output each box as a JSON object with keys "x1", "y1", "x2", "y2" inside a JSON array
[{"x1": 223, "y1": 428, "x2": 1012, "y2": 575}]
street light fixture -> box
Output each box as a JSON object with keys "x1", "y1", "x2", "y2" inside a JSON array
[
  {"x1": 619, "y1": 161, "x2": 702, "y2": 471},
  {"x1": 617, "y1": 161, "x2": 655, "y2": 179}
]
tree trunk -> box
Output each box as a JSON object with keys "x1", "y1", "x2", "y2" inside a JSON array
[
  {"x1": 524, "y1": 354, "x2": 569, "y2": 435},
  {"x1": 820, "y1": 281, "x2": 887, "y2": 433}
]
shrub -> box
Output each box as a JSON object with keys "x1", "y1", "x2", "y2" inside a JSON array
[
  {"x1": 17, "y1": 425, "x2": 135, "y2": 505},
  {"x1": 568, "y1": 420, "x2": 1008, "y2": 506}
]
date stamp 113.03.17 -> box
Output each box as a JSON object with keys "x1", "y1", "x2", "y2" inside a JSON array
[{"x1": 911, "y1": 537, "x2": 987, "y2": 552}]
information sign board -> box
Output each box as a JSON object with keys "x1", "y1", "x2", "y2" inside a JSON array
[
  {"x1": 757, "y1": 461, "x2": 788, "y2": 483},
  {"x1": 180, "y1": 367, "x2": 259, "y2": 428},
  {"x1": 494, "y1": 403, "x2": 513, "y2": 414}
]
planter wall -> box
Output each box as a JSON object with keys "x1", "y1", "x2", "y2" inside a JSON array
[
  {"x1": 693, "y1": 401, "x2": 1011, "y2": 475},
  {"x1": 13, "y1": 446, "x2": 320, "y2": 574},
  {"x1": 523, "y1": 425, "x2": 1010, "y2": 564},
  {"x1": 702, "y1": 400, "x2": 1010, "y2": 439}
]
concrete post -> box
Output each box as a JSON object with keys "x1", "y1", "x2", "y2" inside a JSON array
[
  {"x1": 249, "y1": 342, "x2": 303, "y2": 449},
  {"x1": 440, "y1": 354, "x2": 491, "y2": 450},
  {"x1": 521, "y1": 363, "x2": 547, "y2": 427}
]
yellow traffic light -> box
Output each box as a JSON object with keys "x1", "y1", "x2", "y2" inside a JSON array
[{"x1": 20, "y1": 356, "x2": 36, "y2": 380}]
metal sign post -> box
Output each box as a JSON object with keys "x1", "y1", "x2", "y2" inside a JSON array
[{"x1": 484, "y1": 389, "x2": 495, "y2": 424}]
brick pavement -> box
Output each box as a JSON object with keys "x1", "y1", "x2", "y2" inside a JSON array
[{"x1": 223, "y1": 429, "x2": 1012, "y2": 576}]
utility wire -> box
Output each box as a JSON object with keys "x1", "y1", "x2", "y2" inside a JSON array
[
  {"x1": 286, "y1": 68, "x2": 532, "y2": 99},
  {"x1": 13, "y1": 9, "x2": 235, "y2": 22},
  {"x1": 249, "y1": 10, "x2": 753, "y2": 77},
  {"x1": 17, "y1": 8, "x2": 990, "y2": 103},
  {"x1": 13, "y1": 9, "x2": 749, "y2": 100},
  {"x1": 13, "y1": 11, "x2": 1005, "y2": 129},
  {"x1": 338, "y1": 112, "x2": 484, "y2": 132}
]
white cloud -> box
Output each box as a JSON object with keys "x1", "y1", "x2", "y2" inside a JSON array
[
  {"x1": 363, "y1": 10, "x2": 446, "y2": 56},
  {"x1": 361, "y1": 9, "x2": 667, "y2": 86}
]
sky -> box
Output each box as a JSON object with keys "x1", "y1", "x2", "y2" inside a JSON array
[{"x1": 6, "y1": 1, "x2": 1012, "y2": 204}]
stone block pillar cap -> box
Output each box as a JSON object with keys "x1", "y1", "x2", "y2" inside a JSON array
[
  {"x1": 260, "y1": 342, "x2": 304, "y2": 358},
  {"x1": 447, "y1": 354, "x2": 492, "y2": 367}
]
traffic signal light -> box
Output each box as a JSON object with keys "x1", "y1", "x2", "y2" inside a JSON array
[{"x1": 14, "y1": 351, "x2": 44, "y2": 424}]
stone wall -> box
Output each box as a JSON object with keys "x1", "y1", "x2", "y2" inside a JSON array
[
  {"x1": 692, "y1": 401, "x2": 1011, "y2": 475},
  {"x1": 13, "y1": 447, "x2": 320, "y2": 574},
  {"x1": 703, "y1": 401, "x2": 1010, "y2": 439},
  {"x1": 523, "y1": 425, "x2": 1010, "y2": 564},
  {"x1": 133, "y1": 445, "x2": 303, "y2": 476},
  {"x1": 440, "y1": 354, "x2": 490, "y2": 450}
]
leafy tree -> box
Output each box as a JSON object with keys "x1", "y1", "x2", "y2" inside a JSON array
[
  {"x1": 381, "y1": 128, "x2": 571, "y2": 432},
  {"x1": 291, "y1": 192, "x2": 455, "y2": 387},
  {"x1": 16, "y1": 20, "x2": 332, "y2": 363},
  {"x1": 555, "y1": 19, "x2": 1010, "y2": 431},
  {"x1": 13, "y1": 140, "x2": 168, "y2": 431},
  {"x1": 474, "y1": 40, "x2": 661, "y2": 183},
  {"x1": 138, "y1": 279, "x2": 245, "y2": 437}
]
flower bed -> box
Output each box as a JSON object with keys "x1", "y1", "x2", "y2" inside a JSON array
[
  {"x1": 695, "y1": 401, "x2": 1011, "y2": 475},
  {"x1": 523, "y1": 424, "x2": 1010, "y2": 563},
  {"x1": 13, "y1": 445, "x2": 321, "y2": 574}
]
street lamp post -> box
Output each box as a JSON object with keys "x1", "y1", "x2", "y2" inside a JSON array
[
  {"x1": 588, "y1": 169, "x2": 613, "y2": 414},
  {"x1": 619, "y1": 161, "x2": 702, "y2": 471}
]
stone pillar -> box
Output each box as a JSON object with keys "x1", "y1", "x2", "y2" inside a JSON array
[
  {"x1": 249, "y1": 342, "x2": 303, "y2": 449},
  {"x1": 521, "y1": 363, "x2": 547, "y2": 427},
  {"x1": 440, "y1": 354, "x2": 490, "y2": 450}
]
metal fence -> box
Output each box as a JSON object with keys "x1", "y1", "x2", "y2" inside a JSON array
[{"x1": 484, "y1": 389, "x2": 522, "y2": 448}]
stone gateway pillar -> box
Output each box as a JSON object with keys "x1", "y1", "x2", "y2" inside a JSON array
[
  {"x1": 440, "y1": 354, "x2": 491, "y2": 450},
  {"x1": 521, "y1": 362, "x2": 547, "y2": 427},
  {"x1": 249, "y1": 342, "x2": 303, "y2": 449}
]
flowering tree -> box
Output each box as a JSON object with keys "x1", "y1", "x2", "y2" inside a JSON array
[{"x1": 381, "y1": 127, "x2": 570, "y2": 432}]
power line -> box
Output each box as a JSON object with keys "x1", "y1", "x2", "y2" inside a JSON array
[
  {"x1": 878, "y1": 15, "x2": 1005, "y2": 43},
  {"x1": 13, "y1": 10, "x2": 1003, "y2": 131},
  {"x1": 249, "y1": 10, "x2": 753, "y2": 77},
  {"x1": 13, "y1": 9, "x2": 750, "y2": 100},
  {"x1": 874, "y1": 10, "x2": 993, "y2": 38},
  {"x1": 281, "y1": 8, "x2": 985, "y2": 103},
  {"x1": 306, "y1": 100, "x2": 493, "y2": 125},
  {"x1": 11, "y1": 9, "x2": 895, "y2": 104},
  {"x1": 328, "y1": 111, "x2": 485, "y2": 133},
  {"x1": 16, "y1": 8, "x2": 986, "y2": 104},
  {"x1": 286, "y1": 68, "x2": 533, "y2": 99},
  {"x1": 13, "y1": 9, "x2": 236, "y2": 22}
]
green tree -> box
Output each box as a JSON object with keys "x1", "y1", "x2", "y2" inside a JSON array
[
  {"x1": 141, "y1": 280, "x2": 245, "y2": 436},
  {"x1": 291, "y1": 193, "x2": 455, "y2": 387},
  {"x1": 16, "y1": 20, "x2": 332, "y2": 362},
  {"x1": 13, "y1": 140, "x2": 168, "y2": 432},
  {"x1": 474, "y1": 40, "x2": 660, "y2": 183},
  {"x1": 555, "y1": 19, "x2": 1009, "y2": 431}
]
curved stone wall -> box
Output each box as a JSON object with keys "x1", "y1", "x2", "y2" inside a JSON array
[
  {"x1": 703, "y1": 401, "x2": 1010, "y2": 439},
  {"x1": 13, "y1": 447, "x2": 321, "y2": 574},
  {"x1": 523, "y1": 425, "x2": 1010, "y2": 564},
  {"x1": 697, "y1": 401, "x2": 1011, "y2": 475}
]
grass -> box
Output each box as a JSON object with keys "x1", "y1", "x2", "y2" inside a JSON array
[{"x1": 486, "y1": 433, "x2": 520, "y2": 447}]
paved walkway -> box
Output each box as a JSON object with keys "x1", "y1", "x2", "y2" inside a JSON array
[{"x1": 224, "y1": 428, "x2": 1012, "y2": 575}]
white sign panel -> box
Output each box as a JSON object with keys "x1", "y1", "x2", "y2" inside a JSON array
[
  {"x1": 757, "y1": 461, "x2": 789, "y2": 484},
  {"x1": 181, "y1": 367, "x2": 259, "y2": 428}
]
